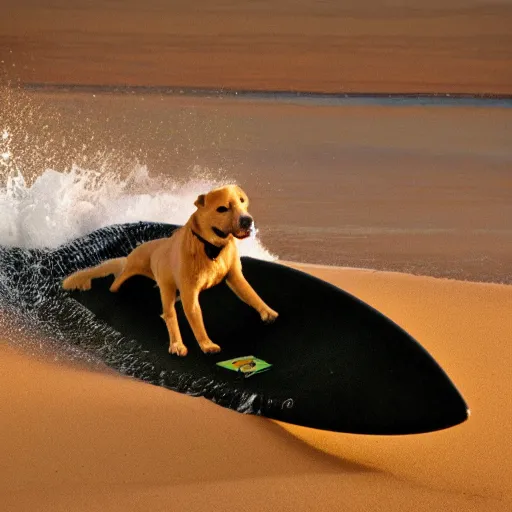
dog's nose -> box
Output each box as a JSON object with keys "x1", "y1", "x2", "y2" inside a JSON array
[{"x1": 239, "y1": 216, "x2": 253, "y2": 230}]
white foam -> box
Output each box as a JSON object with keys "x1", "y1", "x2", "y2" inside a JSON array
[{"x1": 0, "y1": 164, "x2": 276, "y2": 261}]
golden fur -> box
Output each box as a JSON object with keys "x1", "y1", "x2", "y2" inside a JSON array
[{"x1": 62, "y1": 185, "x2": 278, "y2": 356}]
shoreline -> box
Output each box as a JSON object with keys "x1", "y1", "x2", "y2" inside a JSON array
[{"x1": 15, "y1": 83, "x2": 512, "y2": 107}]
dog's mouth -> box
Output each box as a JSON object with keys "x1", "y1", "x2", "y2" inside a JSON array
[
  {"x1": 212, "y1": 226, "x2": 252, "y2": 240},
  {"x1": 212, "y1": 227, "x2": 229, "y2": 239},
  {"x1": 233, "y1": 228, "x2": 252, "y2": 240}
]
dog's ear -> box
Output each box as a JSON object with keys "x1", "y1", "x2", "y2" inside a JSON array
[{"x1": 194, "y1": 194, "x2": 206, "y2": 208}]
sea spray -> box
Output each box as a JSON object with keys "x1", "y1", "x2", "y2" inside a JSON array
[
  {"x1": 0, "y1": 85, "x2": 275, "y2": 259},
  {"x1": 0, "y1": 166, "x2": 276, "y2": 260}
]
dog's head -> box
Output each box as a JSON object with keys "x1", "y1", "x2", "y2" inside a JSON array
[{"x1": 193, "y1": 185, "x2": 253, "y2": 244}]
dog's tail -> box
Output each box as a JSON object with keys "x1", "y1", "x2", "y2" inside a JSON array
[{"x1": 62, "y1": 257, "x2": 127, "y2": 291}]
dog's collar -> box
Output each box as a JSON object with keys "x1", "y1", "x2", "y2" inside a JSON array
[{"x1": 191, "y1": 229, "x2": 224, "y2": 261}]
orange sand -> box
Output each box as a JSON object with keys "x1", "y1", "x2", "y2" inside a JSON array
[
  {"x1": 1, "y1": 265, "x2": 511, "y2": 511},
  {"x1": 1, "y1": 0, "x2": 512, "y2": 94}
]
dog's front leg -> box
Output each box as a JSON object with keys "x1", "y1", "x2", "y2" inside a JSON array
[
  {"x1": 159, "y1": 281, "x2": 188, "y2": 356},
  {"x1": 226, "y1": 268, "x2": 278, "y2": 323},
  {"x1": 180, "y1": 288, "x2": 221, "y2": 354}
]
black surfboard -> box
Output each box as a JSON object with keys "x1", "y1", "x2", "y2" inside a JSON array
[{"x1": 0, "y1": 222, "x2": 468, "y2": 434}]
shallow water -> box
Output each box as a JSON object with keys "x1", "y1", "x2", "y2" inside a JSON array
[{"x1": 1, "y1": 86, "x2": 511, "y2": 282}]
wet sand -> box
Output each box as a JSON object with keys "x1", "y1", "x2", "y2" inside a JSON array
[
  {"x1": 1, "y1": 0, "x2": 512, "y2": 94},
  {"x1": 1, "y1": 265, "x2": 511, "y2": 511}
]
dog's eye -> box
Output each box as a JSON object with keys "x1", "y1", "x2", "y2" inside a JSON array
[
  {"x1": 240, "y1": 197, "x2": 245, "y2": 203},
  {"x1": 216, "y1": 206, "x2": 229, "y2": 213}
]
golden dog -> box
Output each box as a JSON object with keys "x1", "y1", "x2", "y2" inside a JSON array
[{"x1": 62, "y1": 185, "x2": 278, "y2": 356}]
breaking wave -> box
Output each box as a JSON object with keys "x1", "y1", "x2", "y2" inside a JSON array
[
  {"x1": 0, "y1": 84, "x2": 275, "y2": 260},
  {"x1": 0, "y1": 164, "x2": 275, "y2": 260}
]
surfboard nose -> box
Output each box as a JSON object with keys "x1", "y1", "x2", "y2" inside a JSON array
[
  {"x1": 230, "y1": 258, "x2": 471, "y2": 435},
  {"x1": 264, "y1": 347, "x2": 469, "y2": 435},
  {"x1": 371, "y1": 389, "x2": 469, "y2": 435}
]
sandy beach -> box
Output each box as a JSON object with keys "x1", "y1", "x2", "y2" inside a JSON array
[
  {"x1": 2, "y1": 264, "x2": 511, "y2": 512},
  {"x1": 2, "y1": 0, "x2": 512, "y2": 94}
]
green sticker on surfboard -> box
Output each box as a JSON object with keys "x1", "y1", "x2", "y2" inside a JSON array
[{"x1": 217, "y1": 356, "x2": 272, "y2": 377}]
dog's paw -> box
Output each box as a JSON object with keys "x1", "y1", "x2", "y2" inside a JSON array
[
  {"x1": 169, "y1": 342, "x2": 188, "y2": 357},
  {"x1": 199, "y1": 340, "x2": 221, "y2": 354},
  {"x1": 260, "y1": 307, "x2": 278, "y2": 324},
  {"x1": 62, "y1": 274, "x2": 91, "y2": 291}
]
